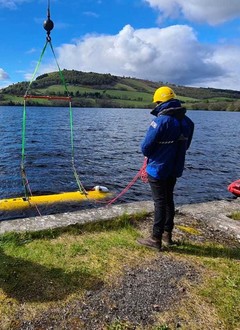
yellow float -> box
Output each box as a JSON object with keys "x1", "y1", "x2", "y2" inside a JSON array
[{"x1": 0, "y1": 187, "x2": 110, "y2": 212}]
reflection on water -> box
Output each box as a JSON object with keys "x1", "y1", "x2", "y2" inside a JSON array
[{"x1": 0, "y1": 107, "x2": 239, "y2": 220}]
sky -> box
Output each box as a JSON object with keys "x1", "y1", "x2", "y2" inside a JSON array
[{"x1": 1, "y1": 0, "x2": 240, "y2": 90}]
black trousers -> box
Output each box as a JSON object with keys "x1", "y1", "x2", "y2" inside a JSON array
[{"x1": 148, "y1": 175, "x2": 177, "y2": 239}]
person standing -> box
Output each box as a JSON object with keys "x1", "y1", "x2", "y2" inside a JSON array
[{"x1": 138, "y1": 86, "x2": 194, "y2": 250}]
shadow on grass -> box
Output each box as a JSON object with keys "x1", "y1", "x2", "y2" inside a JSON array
[
  {"x1": 0, "y1": 247, "x2": 102, "y2": 303},
  {"x1": 171, "y1": 241, "x2": 240, "y2": 261}
]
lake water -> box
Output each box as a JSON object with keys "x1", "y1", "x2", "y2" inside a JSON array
[{"x1": 0, "y1": 106, "x2": 239, "y2": 220}]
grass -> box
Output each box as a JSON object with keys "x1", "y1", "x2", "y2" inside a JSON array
[
  {"x1": 230, "y1": 211, "x2": 240, "y2": 220},
  {"x1": 0, "y1": 213, "x2": 240, "y2": 329},
  {"x1": 155, "y1": 240, "x2": 240, "y2": 330}
]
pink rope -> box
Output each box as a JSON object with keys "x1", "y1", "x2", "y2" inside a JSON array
[
  {"x1": 140, "y1": 158, "x2": 148, "y2": 183},
  {"x1": 106, "y1": 158, "x2": 148, "y2": 206}
]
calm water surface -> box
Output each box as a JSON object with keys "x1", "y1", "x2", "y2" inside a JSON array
[{"x1": 0, "y1": 106, "x2": 239, "y2": 220}]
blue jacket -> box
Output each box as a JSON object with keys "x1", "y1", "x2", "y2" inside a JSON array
[{"x1": 141, "y1": 99, "x2": 194, "y2": 179}]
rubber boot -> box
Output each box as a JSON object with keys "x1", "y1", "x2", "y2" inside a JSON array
[{"x1": 137, "y1": 235, "x2": 162, "y2": 250}]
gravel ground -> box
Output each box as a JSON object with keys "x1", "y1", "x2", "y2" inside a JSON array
[
  {"x1": 15, "y1": 212, "x2": 239, "y2": 330},
  {"x1": 18, "y1": 255, "x2": 198, "y2": 330}
]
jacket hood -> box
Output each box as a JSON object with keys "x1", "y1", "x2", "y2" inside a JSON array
[{"x1": 151, "y1": 99, "x2": 186, "y2": 120}]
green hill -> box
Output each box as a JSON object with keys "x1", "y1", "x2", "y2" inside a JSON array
[{"x1": 1, "y1": 70, "x2": 240, "y2": 111}]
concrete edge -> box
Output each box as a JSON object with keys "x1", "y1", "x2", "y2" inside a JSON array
[
  {"x1": 178, "y1": 198, "x2": 240, "y2": 241},
  {"x1": 0, "y1": 199, "x2": 239, "y2": 241},
  {"x1": 0, "y1": 201, "x2": 154, "y2": 235}
]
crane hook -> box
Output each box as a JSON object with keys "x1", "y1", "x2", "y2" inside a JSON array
[{"x1": 43, "y1": 5, "x2": 54, "y2": 41}]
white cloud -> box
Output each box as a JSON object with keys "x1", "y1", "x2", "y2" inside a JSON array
[
  {"x1": 26, "y1": 48, "x2": 37, "y2": 54},
  {"x1": 26, "y1": 23, "x2": 240, "y2": 90},
  {"x1": 0, "y1": 0, "x2": 29, "y2": 9},
  {"x1": 0, "y1": 68, "x2": 10, "y2": 80},
  {"x1": 37, "y1": 24, "x2": 223, "y2": 87},
  {"x1": 144, "y1": 0, "x2": 240, "y2": 25},
  {"x1": 83, "y1": 11, "x2": 99, "y2": 18},
  {"x1": 201, "y1": 45, "x2": 240, "y2": 89}
]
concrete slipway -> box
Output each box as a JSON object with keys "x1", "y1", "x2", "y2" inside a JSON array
[{"x1": 0, "y1": 198, "x2": 240, "y2": 242}]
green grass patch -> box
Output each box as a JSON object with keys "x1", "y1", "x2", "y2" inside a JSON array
[
  {"x1": 114, "y1": 82, "x2": 137, "y2": 91},
  {"x1": 176, "y1": 225, "x2": 201, "y2": 235},
  {"x1": 230, "y1": 211, "x2": 240, "y2": 220},
  {"x1": 0, "y1": 213, "x2": 153, "y2": 329},
  {"x1": 178, "y1": 96, "x2": 199, "y2": 102},
  {"x1": 199, "y1": 258, "x2": 240, "y2": 328},
  {"x1": 0, "y1": 213, "x2": 240, "y2": 329},
  {"x1": 170, "y1": 241, "x2": 240, "y2": 329}
]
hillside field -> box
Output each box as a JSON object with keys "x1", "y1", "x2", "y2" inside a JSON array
[{"x1": 1, "y1": 70, "x2": 240, "y2": 111}]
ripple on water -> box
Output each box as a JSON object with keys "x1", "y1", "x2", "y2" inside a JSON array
[{"x1": 0, "y1": 107, "x2": 239, "y2": 220}]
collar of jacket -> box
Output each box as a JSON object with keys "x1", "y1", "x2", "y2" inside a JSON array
[
  {"x1": 159, "y1": 106, "x2": 186, "y2": 120},
  {"x1": 151, "y1": 99, "x2": 186, "y2": 119}
]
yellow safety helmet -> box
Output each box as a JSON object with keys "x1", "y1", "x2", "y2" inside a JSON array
[{"x1": 153, "y1": 86, "x2": 176, "y2": 103}]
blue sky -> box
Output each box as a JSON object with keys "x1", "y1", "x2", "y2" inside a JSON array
[{"x1": 1, "y1": 0, "x2": 240, "y2": 90}]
